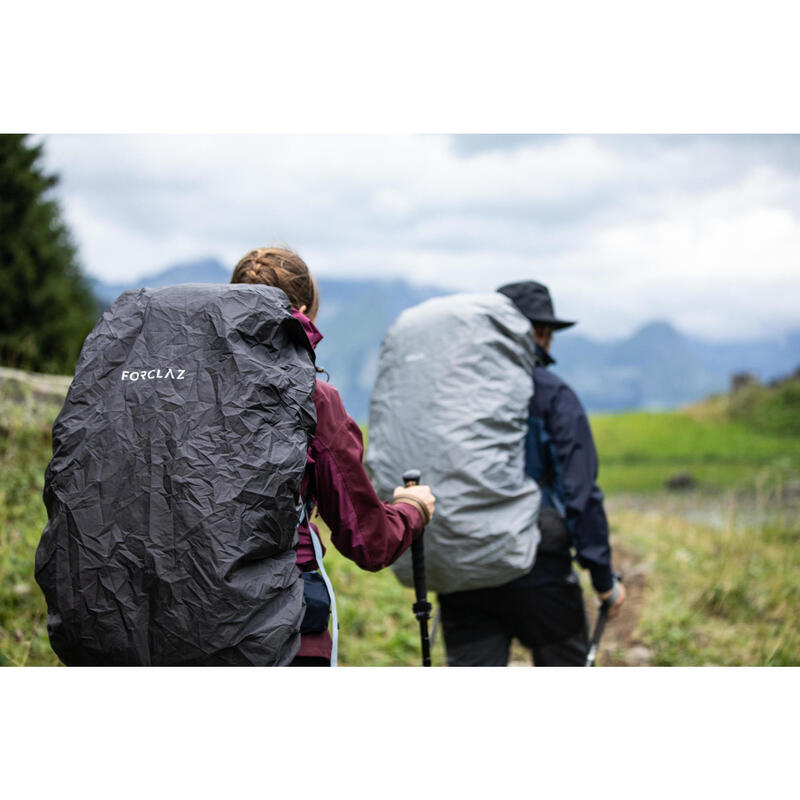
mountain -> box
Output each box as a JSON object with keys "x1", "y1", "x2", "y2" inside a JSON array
[
  {"x1": 91, "y1": 259, "x2": 800, "y2": 419},
  {"x1": 554, "y1": 321, "x2": 800, "y2": 412},
  {"x1": 554, "y1": 322, "x2": 724, "y2": 411},
  {"x1": 90, "y1": 258, "x2": 231, "y2": 304}
]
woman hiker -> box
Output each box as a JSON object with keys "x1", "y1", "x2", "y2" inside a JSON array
[{"x1": 231, "y1": 246, "x2": 436, "y2": 666}]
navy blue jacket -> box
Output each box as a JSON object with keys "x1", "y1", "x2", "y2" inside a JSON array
[{"x1": 525, "y1": 344, "x2": 614, "y2": 593}]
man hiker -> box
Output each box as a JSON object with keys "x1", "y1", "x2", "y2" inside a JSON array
[{"x1": 437, "y1": 280, "x2": 626, "y2": 666}]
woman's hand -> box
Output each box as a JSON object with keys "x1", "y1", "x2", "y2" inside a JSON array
[{"x1": 392, "y1": 485, "x2": 436, "y2": 525}]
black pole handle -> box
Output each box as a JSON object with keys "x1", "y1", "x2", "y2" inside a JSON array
[
  {"x1": 403, "y1": 469, "x2": 422, "y2": 487},
  {"x1": 403, "y1": 468, "x2": 428, "y2": 599},
  {"x1": 402, "y1": 468, "x2": 431, "y2": 667}
]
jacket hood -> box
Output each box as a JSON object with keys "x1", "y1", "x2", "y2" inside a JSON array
[{"x1": 291, "y1": 308, "x2": 323, "y2": 350}]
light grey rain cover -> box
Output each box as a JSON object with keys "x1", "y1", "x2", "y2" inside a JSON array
[{"x1": 365, "y1": 293, "x2": 541, "y2": 595}]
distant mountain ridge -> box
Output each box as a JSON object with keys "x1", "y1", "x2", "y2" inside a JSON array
[{"x1": 91, "y1": 258, "x2": 800, "y2": 419}]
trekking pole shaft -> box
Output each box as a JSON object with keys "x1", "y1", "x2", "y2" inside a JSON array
[
  {"x1": 411, "y1": 535, "x2": 428, "y2": 599},
  {"x1": 412, "y1": 538, "x2": 432, "y2": 666},
  {"x1": 585, "y1": 572, "x2": 623, "y2": 667},
  {"x1": 403, "y1": 469, "x2": 432, "y2": 667},
  {"x1": 585, "y1": 603, "x2": 610, "y2": 667}
]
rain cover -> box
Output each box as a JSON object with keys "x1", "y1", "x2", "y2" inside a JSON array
[
  {"x1": 365, "y1": 293, "x2": 541, "y2": 595},
  {"x1": 35, "y1": 284, "x2": 317, "y2": 665}
]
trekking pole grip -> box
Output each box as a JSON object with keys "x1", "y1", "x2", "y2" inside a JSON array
[
  {"x1": 403, "y1": 469, "x2": 428, "y2": 600},
  {"x1": 402, "y1": 469, "x2": 422, "y2": 488}
]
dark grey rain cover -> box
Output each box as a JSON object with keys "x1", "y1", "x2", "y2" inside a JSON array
[
  {"x1": 35, "y1": 284, "x2": 317, "y2": 665},
  {"x1": 365, "y1": 293, "x2": 541, "y2": 595}
]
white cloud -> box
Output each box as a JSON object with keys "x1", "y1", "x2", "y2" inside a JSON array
[{"x1": 39, "y1": 134, "x2": 800, "y2": 340}]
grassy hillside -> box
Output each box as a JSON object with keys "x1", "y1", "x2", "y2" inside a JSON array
[
  {"x1": 0, "y1": 375, "x2": 63, "y2": 666},
  {"x1": 592, "y1": 409, "x2": 800, "y2": 493},
  {"x1": 1, "y1": 371, "x2": 798, "y2": 666}
]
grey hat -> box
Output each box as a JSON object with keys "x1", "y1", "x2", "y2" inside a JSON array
[{"x1": 496, "y1": 281, "x2": 576, "y2": 330}]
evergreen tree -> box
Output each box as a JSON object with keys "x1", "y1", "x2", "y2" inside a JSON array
[{"x1": 0, "y1": 134, "x2": 97, "y2": 374}]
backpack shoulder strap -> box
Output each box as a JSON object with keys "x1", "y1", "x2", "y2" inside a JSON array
[{"x1": 299, "y1": 501, "x2": 339, "y2": 667}]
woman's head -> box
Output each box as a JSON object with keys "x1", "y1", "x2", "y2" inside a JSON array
[{"x1": 231, "y1": 246, "x2": 319, "y2": 321}]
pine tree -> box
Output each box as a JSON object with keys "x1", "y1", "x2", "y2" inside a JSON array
[{"x1": 0, "y1": 134, "x2": 98, "y2": 374}]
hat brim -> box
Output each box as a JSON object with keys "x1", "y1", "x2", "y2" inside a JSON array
[{"x1": 529, "y1": 316, "x2": 576, "y2": 331}]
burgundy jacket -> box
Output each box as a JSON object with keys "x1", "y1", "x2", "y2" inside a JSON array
[{"x1": 292, "y1": 310, "x2": 423, "y2": 661}]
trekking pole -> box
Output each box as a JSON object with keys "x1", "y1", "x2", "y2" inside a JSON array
[
  {"x1": 402, "y1": 469, "x2": 432, "y2": 667},
  {"x1": 585, "y1": 603, "x2": 610, "y2": 667},
  {"x1": 585, "y1": 572, "x2": 623, "y2": 667}
]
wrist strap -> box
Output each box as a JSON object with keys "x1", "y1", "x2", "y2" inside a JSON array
[
  {"x1": 604, "y1": 580, "x2": 621, "y2": 608},
  {"x1": 392, "y1": 495, "x2": 431, "y2": 526}
]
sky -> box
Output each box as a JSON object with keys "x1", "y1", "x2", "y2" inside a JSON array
[{"x1": 40, "y1": 133, "x2": 800, "y2": 342}]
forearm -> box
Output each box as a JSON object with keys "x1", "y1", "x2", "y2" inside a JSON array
[
  {"x1": 571, "y1": 487, "x2": 614, "y2": 593},
  {"x1": 312, "y1": 439, "x2": 423, "y2": 571},
  {"x1": 310, "y1": 381, "x2": 424, "y2": 570}
]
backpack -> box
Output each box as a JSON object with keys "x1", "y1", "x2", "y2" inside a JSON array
[
  {"x1": 365, "y1": 293, "x2": 541, "y2": 595},
  {"x1": 35, "y1": 284, "x2": 318, "y2": 665}
]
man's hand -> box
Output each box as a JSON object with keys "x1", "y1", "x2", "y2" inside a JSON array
[
  {"x1": 392, "y1": 484, "x2": 436, "y2": 525},
  {"x1": 599, "y1": 580, "x2": 626, "y2": 620}
]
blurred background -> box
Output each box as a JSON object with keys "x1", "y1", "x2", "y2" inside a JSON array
[{"x1": 1, "y1": 133, "x2": 798, "y2": 666}]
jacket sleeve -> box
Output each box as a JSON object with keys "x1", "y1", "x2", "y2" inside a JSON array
[
  {"x1": 309, "y1": 381, "x2": 423, "y2": 571},
  {"x1": 545, "y1": 382, "x2": 614, "y2": 593}
]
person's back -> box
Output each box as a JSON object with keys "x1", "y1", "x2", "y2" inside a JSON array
[
  {"x1": 435, "y1": 281, "x2": 625, "y2": 666},
  {"x1": 528, "y1": 349, "x2": 612, "y2": 591}
]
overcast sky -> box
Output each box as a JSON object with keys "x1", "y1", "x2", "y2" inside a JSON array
[{"x1": 40, "y1": 134, "x2": 800, "y2": 342}]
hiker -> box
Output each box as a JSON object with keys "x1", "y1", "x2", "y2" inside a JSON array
[
  {"x1": 36, "y1": 249, "x2": 433, "y2": 667},
  {"x1": 366, "y1": 292, "x2": 542, "y2": 658},
  {"x1": 436, "y1": 281, "x2": 626, "y2": 666},
  {"x1": 230, "y1": 247, "x2": 436, "y2": 666}
]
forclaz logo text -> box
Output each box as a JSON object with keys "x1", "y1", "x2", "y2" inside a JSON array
[{"x1": 121, "y1": 368, "x2": 186, "y2": 381}]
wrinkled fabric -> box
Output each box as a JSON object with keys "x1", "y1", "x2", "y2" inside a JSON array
[
  {"x1": 35, "y1": 284, "x2": 317, "y2": 666},
  {"x1": 365, "y1": 293, "x2": 541, "y2": 595}
]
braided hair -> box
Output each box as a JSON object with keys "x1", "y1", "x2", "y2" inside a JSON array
[{"x1": 231, "y1": 246, "x2": 319, "y2": 322}]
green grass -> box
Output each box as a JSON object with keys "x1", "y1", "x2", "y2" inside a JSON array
[
  {"x1": 728, "y1": 377, "x2": 800, "y2": 437},
  {"x1": 615, "y1": 498, "x2": 800, "y2": 666},
  {"x1": 590, "y1": 394, "x2": 800, "y2": 665},
  {"x1": 318, "y1": 518, "x2": 447, "y2": 666},
  {"x1": 0, "y1": 402, "x2": 61, "y2": 666},
  {"x1": 2, "y1": 373, "x2": 799, "y2": 667},
  {"x1": 591, "y1": 410, "x2": 800, "y2": 494}
]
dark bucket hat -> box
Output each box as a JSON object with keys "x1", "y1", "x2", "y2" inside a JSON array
[{"x1": 496, "y1": 281, "x2": 576, "y2": 330}]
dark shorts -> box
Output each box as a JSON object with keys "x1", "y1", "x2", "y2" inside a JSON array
[{"x1": 438, "y1": 561, "x2": 589, "y2": 667}]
